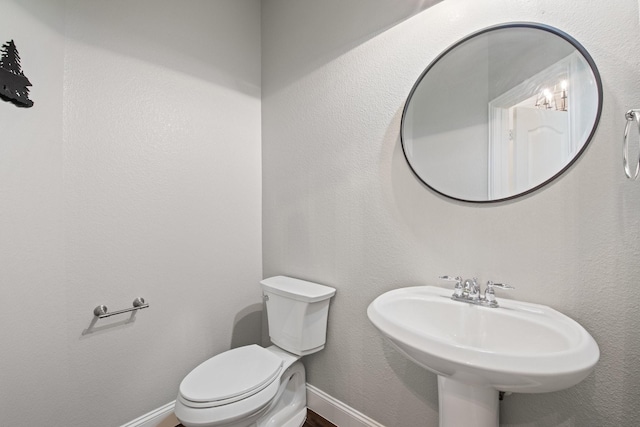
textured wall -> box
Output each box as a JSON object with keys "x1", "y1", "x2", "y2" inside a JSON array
[
  {"x1": 262, "y1": 1, "x2": 640, "y2": 426},
  {"x1": 0, "y1": 1, "x2": 262, "y2": 426}
]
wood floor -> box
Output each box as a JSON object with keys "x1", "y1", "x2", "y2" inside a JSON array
[
  {"x1": 303, "y1": 409, "x2": 338, "y2": 427},
  {"x1": 176, "y1": 409, "x2": 337, "y2": 427}
]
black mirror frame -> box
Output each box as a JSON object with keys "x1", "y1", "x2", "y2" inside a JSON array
[{"x1": 400, "y1": 22, "x2": 603, "y2": 203}]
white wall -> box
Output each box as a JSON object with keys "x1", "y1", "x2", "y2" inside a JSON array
[
  {"x1": 262, "y1": 1, "x2": 640, "y2": 426},
  {"x1": 0, "y1": 1, "x2": 262, "y2": 426}
]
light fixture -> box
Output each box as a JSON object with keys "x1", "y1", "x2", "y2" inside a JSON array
[{"x1": 534, "y1": 80, "x2": 568, "y2": 112}]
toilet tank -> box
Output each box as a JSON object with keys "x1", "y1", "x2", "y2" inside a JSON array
[{"x1": 260, "y1": 276, "x2": 336, "y2": 356}]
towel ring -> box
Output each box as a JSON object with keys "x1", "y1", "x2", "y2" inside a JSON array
[{"x1": 623, "y1": 109, "x2": 640, "y2": 180}]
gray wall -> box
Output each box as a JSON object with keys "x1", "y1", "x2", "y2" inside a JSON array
[
  {"x1": 0, "y1": 1, "x2": 262, "y2": 426},
  {"x1": 2, "y1": 1, "x2": 638, "y2": 426},
  {"x1": 262, "y1": 0, "x2": 640, "y2": 426}
]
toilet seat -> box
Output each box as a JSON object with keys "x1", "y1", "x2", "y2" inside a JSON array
[{"x1": 179, "y1": 345, "x2": 283, "y2": 409}]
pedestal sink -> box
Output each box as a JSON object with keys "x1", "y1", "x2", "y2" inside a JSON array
[{"x1": 367, "y1": 286, "x2": 599, "y2": 427}]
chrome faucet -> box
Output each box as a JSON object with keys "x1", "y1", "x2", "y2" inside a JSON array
[
  {"x1": 440, "y1": 276, "x2": 514, "y2": 308},
  {"x1": 464, "y1": 278, "x2": 481, "y2": 301}
]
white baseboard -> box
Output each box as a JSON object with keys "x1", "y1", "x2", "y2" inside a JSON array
[
  {"x1": 122, "y1": 385, "x2": 384, "y2": 427},
  {"x1": 306, "y1": 384, "x2": 385, "y2": 427},
  {"x1": 120, "y1": 400, "x2": 178, "y2": 427}
]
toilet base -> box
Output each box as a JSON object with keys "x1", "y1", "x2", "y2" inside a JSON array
[{"x1": 256, "y1": 361, "x2": 307, "y2": 427}]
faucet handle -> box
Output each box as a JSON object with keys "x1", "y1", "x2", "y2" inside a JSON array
[
  {"x1": 486, "y1": 281, "x2": 514, "y2": 290},
  {"x1": 440, "y1": 276, "x2": 464, "y2": 297},
  {"x1": 484, "y1": 281, "x2": 514, "y2": 306}
]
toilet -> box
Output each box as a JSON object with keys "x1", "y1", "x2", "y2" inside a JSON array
[{"x1": 175, "y1": 276, "x2": 336, "y2": 427}]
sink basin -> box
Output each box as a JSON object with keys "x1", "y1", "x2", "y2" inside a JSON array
[{"x1": 367, "y1": 286, "x2": 599, "y2": 426}]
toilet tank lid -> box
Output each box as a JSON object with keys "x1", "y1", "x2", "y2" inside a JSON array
[{"x1": 260, "y1": 276, "x2": 336, "y2": 303}]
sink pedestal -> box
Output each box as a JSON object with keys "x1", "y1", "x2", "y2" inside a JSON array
[{"x1": 438, "y1": 377, "x2": 498, "y2": 427}]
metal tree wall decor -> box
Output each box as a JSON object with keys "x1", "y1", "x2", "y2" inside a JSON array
[{"x1": 0, "y1": 40, "x2": 33, "y2": 108}]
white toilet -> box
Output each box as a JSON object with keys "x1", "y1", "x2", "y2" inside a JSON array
[{"x1": 175, "y1": 276, "x2": 336, "y2": 427}]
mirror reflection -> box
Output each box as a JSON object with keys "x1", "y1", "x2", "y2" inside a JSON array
[{"x1": 401, "y1": 23, "x2": 602, "y2": 202}]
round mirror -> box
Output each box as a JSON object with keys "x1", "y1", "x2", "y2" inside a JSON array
[{"x1": 401, "y1": 23, "x2": 602, "y2": 202}]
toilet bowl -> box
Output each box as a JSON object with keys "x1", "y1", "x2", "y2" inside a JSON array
[{"x1": 175, "y1": 276, "x2": 336, "y2": 427}]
